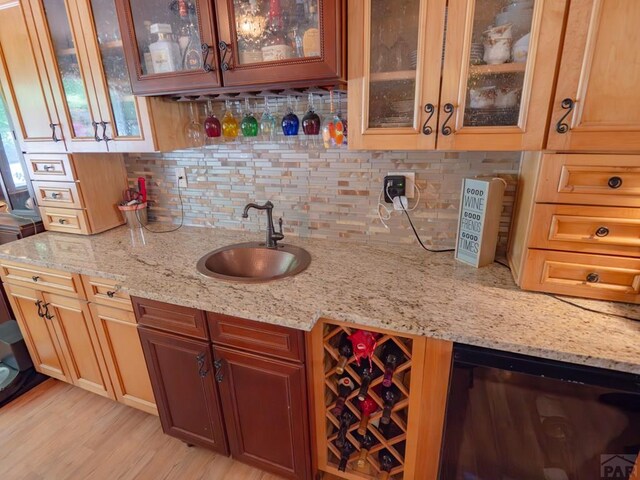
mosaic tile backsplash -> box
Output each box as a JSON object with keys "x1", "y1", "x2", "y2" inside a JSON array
[{"x1": 125, "y1": 144, "x2": 520, "y2": 252}]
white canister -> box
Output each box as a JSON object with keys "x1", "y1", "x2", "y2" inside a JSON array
[
  {"x1": 469, "y1": 86, "x2": 497, "y2": 109},
  {"x1": 495, "y1": 87, "x2": 521, "y2": 108},
  {"x1": 483, "y1": 37, "x2": 512, "y2": 64}
]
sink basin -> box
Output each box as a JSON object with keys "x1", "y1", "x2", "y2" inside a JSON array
[{"x1": 196, "y1": 242, "x2": 311, "y2": 282}]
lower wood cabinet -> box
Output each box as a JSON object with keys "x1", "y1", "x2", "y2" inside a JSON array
[
  {"x1": 138, "y1": 326, "x2": 228, "y2": 454},
  {"x1": 213, "y1": 345, "x2": 311, "y2": 480}
]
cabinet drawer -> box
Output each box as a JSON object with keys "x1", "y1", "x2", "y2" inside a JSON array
[
  {"x1": 521, "y1": 250, "x2": 640, "y2": 304},
  {"x1": 529, "y1": 204, "x2": 640, "y2": 258},
  {"x1": 207, "y1": 312, "x2": 304, "y2": 363},
  {"x1": 33, "y1": 180, "x2": 83, "y2": 209},
  {"x1": 537, "y1": 154, "x2": 640, "y2": 207},
  {"x1": 25, "y1": 154, "x2": 76, "y2": 182},
  {"x1": 40, "y1": 206, "x2": 90, "y2": 235},
  {"x1": 132, "y1": 297, "x2": 207, "y2": 340},
  {"x1": 82, "y1": 275, "x2": 132, "y2": 311},
  {"x1": 0, "y1": 259, "x2": 85, "y2": 297}
]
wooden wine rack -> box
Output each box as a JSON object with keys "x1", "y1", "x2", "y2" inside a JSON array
[{"x1": 310, "y1": 318, "x2": 435, "y2": 480}]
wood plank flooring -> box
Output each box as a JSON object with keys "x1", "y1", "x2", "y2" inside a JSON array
[{"x1": 0, "y1": 380, "x2": 286, "y2": 480}]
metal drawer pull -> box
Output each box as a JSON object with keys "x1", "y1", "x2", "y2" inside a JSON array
[
  {"x1": 555, "y1": 98, "x2": 575, "y2": 134},
  {"x1": 422, "y1": 103, "x2": 435, "y2": 135},
  {"x1": 43, "y1": 165, "x2": 55, "y2": 171},
  {"x1": 49, "y1": 123, "x2": 61, "y2": 142},
  {"x1": 58, "y1": 219, "x2": 68, "y2": 224},
  {"x1": 441, "y1": 103, "x2": 454, "y2": 136},
  {"x1": 607, "y1": 176, "x2": 623, "y2": 189},
  {"x1": 586, "y1": 273, "x2": 600, "y2": 283},
  {"x1": 214, "y1": 359, "x2": 223, "y2": 383},
  {"x1": 595, "y1": 227, "x2": 610, "y2": 237},
  {"x1": 32, "y1": 275, "x2": 40, "y2": 282},
  {"x1": 106, "y1": 290, "x2": 116, "y2": 298},
  {"x1": 50, "y1": 192, "x2": 61, "y2": 199}
]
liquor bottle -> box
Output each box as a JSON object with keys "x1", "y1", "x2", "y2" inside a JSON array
[
  {"x1": 261, "y1": 0, "x2": 293, "y2": 61},
  {"x1": 357, "y1": 395, "x2": 378, "y2": 435},
  {"x1": 378, "y1": 449, "x2": 399, "y2": 480},
  {"x1": 183, "y1": 22, "x2": 202, "y2": 70},
  {"x1": 381, "y1": 342, "x2": 406, "y2": 387},
  {"x1": 149, "y1": 24, "x2": 182, "y2": 73},
  {"x1": 176, "y1": 0, "x2": 191, "y2": 57},
  {"x1": 356, "y1": 432, "x2": 376, "y2": 469},
  {"x1": 335, "y1": 332, "x2": 353, "y2": 375},
  {"x1": 353, "y1": 362, "x2": 373, "y2": 402},
  {"x1": 331, "y1": 375, "x2": 355, "y2": 417},
  {"x1": 338, "y1": 441, "x2": 354, "y2": 472},
  {"x1": 348, "y1": 329, "x2": 378, "y2": 370},
  {"x1": 222, "y1": 101, "x2": 239, "y2": 140},
  {"x1": 302, "y1": 0, "x2": 320, "y2": 57},
  {"x1": 335, "y1": 410, "x2": 354, "y2": 449},
  {"x1": 380, "y1": 384, "x2": 401, "y2": 425},
  {"x1": 142, "y1": 21, "x2": 155, "y2": 75}
]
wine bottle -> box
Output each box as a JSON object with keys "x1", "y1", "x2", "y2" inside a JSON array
[
  {"x1": 356, "y1": 432, "x2": 375, "y2": 469},
  {"x1": 331, "y1": 375, "x2": 355, "y2": 417},
  {"x1": 335, "y1": 332, "x2": 353, "y2": 375},
  {"x1": 357, "y1": 395, "x2": 378, "y2": 435},
  {"x1": 380, "y1": 384, "x2": 401, "y2": 425},
  {"x1": 381, "y1": 342, "x2": 406, "y2": 387},
  {"x1": 335, "y1": 410, "x2": 354, "y2": 449},
  {"x1": 353, "y1": 362, "x2": 373, "y2": 402},
  {"x1": 338, "y1": 440, "x2": 354, "y2": 472},
  {"x1": 378, "y1": 449, "x2": 398, "y2": 480},
  {"x1": 378, "y1": 420, "x2": 402, "y2": 440}
]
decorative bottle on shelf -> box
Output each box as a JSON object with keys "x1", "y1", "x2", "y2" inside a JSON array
[
  {"x1": 338, "y1": 441, "x2": 354, "y2": 472},
  {"x1": 183, "y1": 22, "x2": 203, "y2": 70},
  {"x1": 261, "y1": 0, "x2": 293, "y2": 61},
  {"x1": 381, "y1": 342, "x2": 406, "y2": 387},
  {"x1": 331, "y1": 374, "x2": 354, "y2": 417},
  {"x1": 380, "y1": 384, "x2": 401, "y2": 425},
  {"x1": 149, "y1": 23, "x2": 182, "y2": 73},
  {"x1": 143, "y1": 20, "x2": 155, "y2": 75},
  {"x1": 176, "y1": 0, "x2": 191, "y2": 56},
  {"x1": 357, "y1": 395, "x2": 378, "y2": 435},
  {"x1": 302, "y1": 0, "x2": 320, "y2": 57},
  {"x1": 335, "y1": 332, "x2": 353, "y2": 375},
  {"x1": 378, "y1": 449, "x2": 399, "y2": 480}
]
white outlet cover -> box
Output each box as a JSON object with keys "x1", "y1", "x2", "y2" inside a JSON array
[
  {"x1": 389, "y1": 171, "x2": 415, "y2": 198},
  {"x1": 176, "y1": 167, "x2": 187, "y2": 188}
]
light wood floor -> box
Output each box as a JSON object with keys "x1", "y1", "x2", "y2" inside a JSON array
[{"x1": 0, "y1": 380, "x2": 286, "y2": 480}]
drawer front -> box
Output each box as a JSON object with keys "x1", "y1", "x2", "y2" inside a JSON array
[
  {"x1": 537, "y1": 154, "x2": 640, "y2": 207},
  {"x1": 132, "y1": 297, "x2": 207, "y2": 340},
  {"x1": 521, "y1": 250, "x2": 640, "y2": 304},
  {"x1": 0, "y1": 259, "x2": 85, "y2": 297},
  {"x1": 82, "y1": 275, "x2": 132, "y2": 311},
  {"x1": 25, "y1": 154, "x2": 76, "y2": 182},
  {"x1": 40, "y1": 207, "x2": 90, "y2": 235},
  {"x1": 207, "y1": 312, "x2": 304, "y2": 362},
  {"x1": 530, "y1": 204, "x2": 640, "y2": 257},
  {"x1": 33, "y1": 181, "x2": 83, "y2": 209}
]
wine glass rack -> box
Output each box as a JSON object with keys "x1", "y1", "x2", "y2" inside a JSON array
[{"x1": 314, "y1": 319, "x2": 429, "y2": 480}]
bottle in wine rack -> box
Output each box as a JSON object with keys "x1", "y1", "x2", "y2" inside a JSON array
[
  {"x1": 335, "y1": 410, "x2": 355, "y2": 449},
  {"x1": 380, "y1": 342, "x2": 406, "y2": 387},
  {"x1": 331, "y1": 375, "x2": 355, "y2": 417},
  {"x1": 380, "y1": 384, "x2": 401, "y2": 425},
  {"x1": 336, "y1": 333, "x2": 353, "y2": 375},
  {"x1": 338, "y1": 440, "x2": 354, "y2": 472},
  {"x1": 353, "y1": 363, "x2": 373, "y2": 402},
  {"x1": 357, "y1": 395, "x2": 378, "y2": 435},
  {"x1": 356, "y1": 432, "x2": 376, "y2": 469},
  {"x1": 348, "y1": 330, "x2": 378, "y2": 369},
  {"x1": 378, "y1": 420, "x2": 403, "y2": 440},
  {"x1": 378, "y1": 449, "x2": 399, "y2": 480}
]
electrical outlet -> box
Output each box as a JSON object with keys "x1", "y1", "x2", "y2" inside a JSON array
[
  {"x1": 389, "y1": 171, "x2": 416, "y2": 198},
  {"x1": 383, "y1": 175, "x2": 406, "y2": 203},
  {"x1": 175, "y1": 167, "x2": 187, "y2": 188}
]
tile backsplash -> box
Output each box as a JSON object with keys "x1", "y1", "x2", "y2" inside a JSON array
[{"x1": 125, "y1": 144, "x2": 520, "y2": 252}]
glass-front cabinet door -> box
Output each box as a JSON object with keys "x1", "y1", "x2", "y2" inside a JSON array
[
  {"x1": 114, "y1": 0, "x2": 221, "y2": 94},
  {"x1": 437, "y1": 0, "x2": 566, "y2": 150},
  {"x1": 214, "y1": 0, "x2": 343, "y2": 87},
  {"x1": 347, "y1": 0, "x2": 446, "y2": 150}
]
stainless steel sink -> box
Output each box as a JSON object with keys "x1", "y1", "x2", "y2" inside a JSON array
[{"x1": 196, "y1": 242, "x2": 311, "y2": 282}]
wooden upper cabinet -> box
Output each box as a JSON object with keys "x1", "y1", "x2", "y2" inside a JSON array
[
  {"x1": 0, "y1": 0, "x2": 66, "y2": 153},
  {"x1": 114, "y1": 0, "x2": 222, "y2": 95},
  {"x1": 546, "y1": 0, "x2": 640, "y2": 152},
  {"x1": 214, "y1": 0, "x2": 344, "y2": 88}
]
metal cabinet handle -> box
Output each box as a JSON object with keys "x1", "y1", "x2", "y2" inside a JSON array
[
  {"x1": 595, "y1": 227, "x2": 610, "y2": 237},
  {"x1": 218, "y1": 41, "x2": 233, "y2": 71},
  {"x1": 196, "y1": 352, "x2": 209, "y2": 378},
  {"x1": 50, "y1": 192, "x2": 61, "y2": 199},
  {"x1": 441, "y1": 103, "x2": 454, "y2": 136},
  {"x1": 92, "y1": 121, "x2": 103, "y2": 142},
  {"x1": 49, "y1": 123, "x2": 61, "y2": 142},
  {"x1": 608, "y1": 176, "x2": 623, "y2": 189},
  {"x1": 58, "y1": 219, "x2": 67, "y2": 224},
  {"x1": 35, "y1": 300, "x2": 44, "y2": 318},
  {"x1": 32, "y1": 275, "x2": 40, "y2": 282},
  {"x1": 201, "y1": 43, "x2": 215, "y2": 72},
  {"x1": 43, "y1": 302, "x2": 54, "y2": 320},
  {"x1": 214, "y1": 358, "x2": 223, "y2": 383},
  {"x1": 100, "y1": 121, "x2": 111, "y2": 142},
  {"x1": 422, "y1": 103, "x2": 435, "y2": 135},
  {"x1": 555, "y1": 98, "x2": 575, "y2": 134},
  {"x1": 43, "y1": 165, "x2": 55, "y2": 171},
  {"x1": 586, "y1": 272, "x2": 600, "y2": 283}
]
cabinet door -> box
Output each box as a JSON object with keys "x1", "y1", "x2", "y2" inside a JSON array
[
  {"x1": 26, "y1": 0, "x2": 107, "y2": 152},
  {"x1": 138, "y1": 327, "x2": 229, "y2": 454},
  {"x1": 547, "y1": 0, "x2": 640, "y2": 152},
  {"x1": 0, "y1": 0, "x2": 66, "y2": 153},
  {"x1": 347, "y1": 0, "x2": 446, "y2": 150},
  {"x1": 214, "y1": 346, "x2": 310, "y2": 480},
  {"x1": 214, "y1": 0, "x2": 343, "y2": 88},
  {"x1": 437, "y1": 0, "x2": 566, "y2": 150},
  {"x1": 4, "y1": 284, "x2": 70, "y2": 381},
  {"x1": 114, "y1": 0, "x2": 221, "y2": 95},
  {"x1": 90, "y1": 303, "x2": 157, "y2": 415},
  {"x1": 42, "y1": 291, "x2": 115, "y2": 398}
]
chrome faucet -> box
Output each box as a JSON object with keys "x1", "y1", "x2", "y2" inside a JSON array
[{"x1": 242, "y1": 201, "x2": 284, "y2": 249}]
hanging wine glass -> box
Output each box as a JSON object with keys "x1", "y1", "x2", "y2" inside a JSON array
[
  {"x1": 321, "y1": 90, "x2": 336, "y2": 148},
  {"x1": 240, "y1": 98, "x2": 259, "y2": 139},
  {"x1": 260, "y1": 97, "x2": 277, "y2": 142},
  {"x1": 334, "y1": 91, "x2": 346, "y2": 147},
  {"x1": 204, "y1": 100, "x2": 221, "y2": 141},
  {"x1": 302, "y1": 92, "x2": 321, "y2": 147},
  {"x1": 281, "y1": 95, "x2": 300, "y2": 137},
  {"x1": 222, "y1": 100, "x2": 239, "y2": 141},
  {"x1": 185, "y1": 102, "x2": 204, "y2": 148}
]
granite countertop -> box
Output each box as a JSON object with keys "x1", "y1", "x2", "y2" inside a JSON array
[{"x1": 0, "y1": 226, "x2": 639, "y2": 375}]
